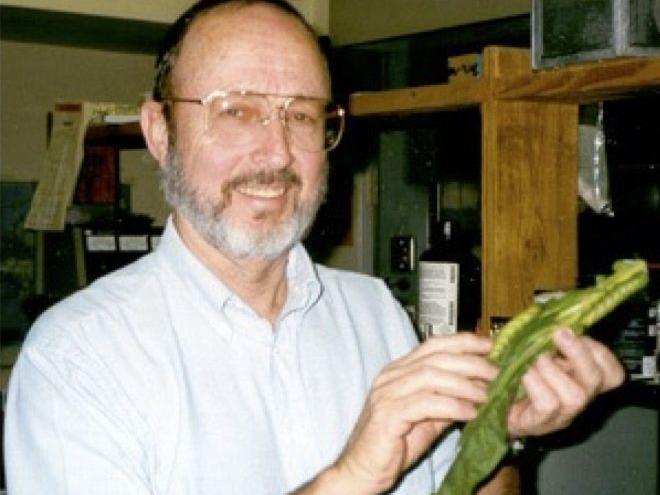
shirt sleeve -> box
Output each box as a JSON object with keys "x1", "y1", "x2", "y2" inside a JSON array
[{"x1": 4, "y1": 339, "x2": 154, "y2": 495}]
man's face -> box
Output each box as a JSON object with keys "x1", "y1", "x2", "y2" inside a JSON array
[{"x1": 162, "y1": 4, "x2": 331, "y2": 261}]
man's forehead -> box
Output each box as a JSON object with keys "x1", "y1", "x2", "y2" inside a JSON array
[{"x1": 172, "y1": 4, "x2": 329, "y2": 97}]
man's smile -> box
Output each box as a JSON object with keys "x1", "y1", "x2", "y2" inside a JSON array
[{"x1": 235, "y1": 182, "x2": 287, "y2": 199}]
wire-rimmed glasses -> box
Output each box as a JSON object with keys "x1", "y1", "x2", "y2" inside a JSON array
[{"x1": 159, "y1": 89, "x2": 345, "y2": 152}]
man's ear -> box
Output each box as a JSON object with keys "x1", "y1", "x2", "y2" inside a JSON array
[{"x1": 140, "y1": 100, "x2": 170, "y2": 167}]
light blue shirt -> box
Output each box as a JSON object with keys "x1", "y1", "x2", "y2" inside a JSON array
[{"x1": 5, "y1": 218, "x2": 458, "y2": 494}]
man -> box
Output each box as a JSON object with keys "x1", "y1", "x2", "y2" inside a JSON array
[{"x1": 4, "y1": 1, "x2": 624, "y2": 494}]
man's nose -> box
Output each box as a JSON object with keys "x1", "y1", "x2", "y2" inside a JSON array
[{"x1": 250, "y1": 110, "x2": 293, "y2": 168}]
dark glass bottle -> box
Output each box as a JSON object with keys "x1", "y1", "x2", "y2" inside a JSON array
[
  {"x1": 417, "y1": 219, "x2": 481, "y2": 338},
  {"x1": 418, "y1": 219, "x2": 460, "y2": 338}
]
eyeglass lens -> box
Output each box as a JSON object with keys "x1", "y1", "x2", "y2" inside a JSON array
[{"x1": 205, "y1": 94, "x2": 343, "y2": 152}]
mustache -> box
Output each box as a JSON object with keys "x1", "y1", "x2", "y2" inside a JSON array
[{"x1": 225, "y1": 169, "x2": 302, "y2": 191}]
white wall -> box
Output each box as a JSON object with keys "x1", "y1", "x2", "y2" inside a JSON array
[
  {"x1": 0, "y1": 0, "x2": 330, "y2": 34},
  {"x1": 0, "y1": 40, "x2": 168, "y2": 224},
  {"x1": 1, "y1": 0, "x2": 531, "y2": 43},
  {"x1": 0, "y1": 0, "x2": 191, "y2": 22}
]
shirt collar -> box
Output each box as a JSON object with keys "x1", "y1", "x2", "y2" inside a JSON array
[
  {"x1": 284, "y1": 243, "x2": 323, "y2": 316},
  {"x1": 154, "y1": 216, "x2": 323, "y2": 327}
]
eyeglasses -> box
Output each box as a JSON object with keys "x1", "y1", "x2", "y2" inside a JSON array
[{"x1": 160, "y1": 89, "x2": 345, "y2": 152}]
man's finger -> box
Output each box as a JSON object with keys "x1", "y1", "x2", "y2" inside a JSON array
[
  {"x1": 373, "y1": 366, "x2": 489, "y2": 404},
  {"x1": 533, "y1": 353, "x2": 590, "y2": 414},
  {"x1": 581, "y1": 337, "x2": 626, "y2": 390},
  {"x1": 400, "y1": 333, "x2": 492, "y2": 364},
  {"x1": 378, "y1": 351, "x2": 498, "y2": 389}
]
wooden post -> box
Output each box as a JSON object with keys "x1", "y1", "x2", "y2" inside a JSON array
[
  {"x1": 480, "y1": 47, "x2": 579, "y2": 329},
  {"x1": 477, "y1": 47, "x2": 579, "y2": 494}
]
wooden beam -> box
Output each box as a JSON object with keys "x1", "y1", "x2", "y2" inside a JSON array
[
  {"x1": 349, "y1": 79, "x2": 485, "y2": 116},
  {"x1": 495, "y1": 56, "x2": 660, "y2": 102},
  {"x1": 349, "y1": 50, "x2": 660, "y2": 118}
]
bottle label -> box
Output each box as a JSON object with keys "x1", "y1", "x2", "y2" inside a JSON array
[{"x1": 418, "y1": 261, "x2": 459, "y2": 337}]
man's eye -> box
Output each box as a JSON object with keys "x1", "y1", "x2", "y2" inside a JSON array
[
  {"x1": 222, "y1": 105, "x2": 249, "y2": 119},
  {"x1": 217, "y1": 101, "x2": 259, "y2": 121},
  {"x1": 224, "y1": 107, "x2": 243, "y2": 118},
  {"x1": 290, "y1": 111, "x2": 317, "y2": 124}
]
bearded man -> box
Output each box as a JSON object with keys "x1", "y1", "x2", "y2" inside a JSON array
[{"x1": 4, "y1": 2, "x2": 625, "y2": 494}]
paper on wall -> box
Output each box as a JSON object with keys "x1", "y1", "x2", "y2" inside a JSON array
[{"x1": 24, "y1": 101, "x2": 140, "y2": 231}]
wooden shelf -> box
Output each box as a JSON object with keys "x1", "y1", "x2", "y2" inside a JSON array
[
  {"x1": 350, "y1": 78, "x2": 485, "y2": 116},
  {"x1": 349, "y1": 48, "x2": 660, "y2": 116},
  {"x1": 495, "y1": 55, "x2": 660, "y2": 102}
]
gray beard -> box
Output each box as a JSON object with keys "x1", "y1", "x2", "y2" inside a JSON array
[{"x1": 160, "y1": 146, "x2": 327, "y2": 261}]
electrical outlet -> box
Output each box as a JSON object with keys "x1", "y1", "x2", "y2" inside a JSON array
[{"x1": 390, "y1": 236, "x2": 415, "y2": 272}]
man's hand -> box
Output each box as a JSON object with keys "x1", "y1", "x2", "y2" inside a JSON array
[
  {"x1": 331, "y1": 333, "x2": 498, "y2": 495},
  {"x1": 507, "y1": 328, "x2": 625, "y2": 437},
  {"x1": 297, "y1": 329, "x2": 625, "y2": 495}
]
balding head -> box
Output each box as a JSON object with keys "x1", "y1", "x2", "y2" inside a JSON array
[{"x1": 152, "y1": 0, "x2": 328, "y2": 106}]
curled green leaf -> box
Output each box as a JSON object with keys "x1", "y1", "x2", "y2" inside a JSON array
[{"x1": 434, "y1": 259, "x2": 648, "y2": 495}]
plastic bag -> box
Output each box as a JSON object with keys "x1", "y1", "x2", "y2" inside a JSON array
[{"x1": 578, "y1": 102, "x2": 613, "y2": 216}]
